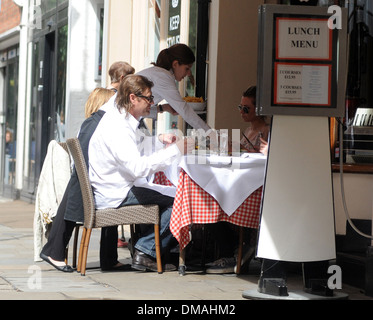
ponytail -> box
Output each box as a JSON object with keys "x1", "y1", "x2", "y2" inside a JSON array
[{"x1": 153, "y1": 43, "x2": 195, "y2": 70}]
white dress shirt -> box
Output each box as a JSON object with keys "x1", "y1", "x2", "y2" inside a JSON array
[
  {"x1": 137, "y1": 66, "x2": 210, "y2": 131},
  {"x1": 89, "y1": 109, "x2": 181, "y2": 209}
]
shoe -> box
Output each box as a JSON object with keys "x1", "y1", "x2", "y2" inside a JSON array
[
  {"x1": 205, "y1": 257, "x2": 236, "y2": 274},
  {"x1": 101, "y1": 262, "x2": 132, "y2": 272},
  {"x1": 40, "y1": 253, "x2": 74, "y2": 273},
  {"x1": 131, "y1": 249, "x2": 176, "y2": 272},
  {"x1": 118, "y1": 238, "x2": 128, "y2": 248}
]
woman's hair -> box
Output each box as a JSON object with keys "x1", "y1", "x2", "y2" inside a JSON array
[
  {"x1": 242, "y1": 86, "x2": 256, "y2": 105},
  {"x1": 242, "y1": 85, "x2": 269, "y2": 122},
  {"x1": 84, "y1": 88, "x2": 115, "y2": 118},
  {"x1": 116, "y1": 75, "x2": 154, "y2": 113},
  {"x1": 153, "y1": 43, "x2": 195, "y2": 70},
  {"x1": 108, "y1": 61, "x2": 135, "y2": 83}
]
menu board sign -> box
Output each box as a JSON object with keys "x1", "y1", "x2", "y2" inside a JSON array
[
  {"x1": 276, "y1": 18, "x2": 332, "y2": 60},
  {"x1": 274, "y1": 63, "x2": 331, "y2": 106},
  {"x1": 257, "y1": 5, "x2": 347, "y2": 117}
]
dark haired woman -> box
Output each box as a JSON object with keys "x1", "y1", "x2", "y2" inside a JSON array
[
  {"x1": 238, "y1": 86, "x2": 269, "y2": 154},
  {"x1": 137, "y1": 43, "x2": 210, "y2": 131}
]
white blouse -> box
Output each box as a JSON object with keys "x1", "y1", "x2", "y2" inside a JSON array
[
  {"x1": 137, "y1": 66, "x2": 210, "y2": 131},
  {"x1": 89, "y1": 109, "x2": 181, "y2": 209}
]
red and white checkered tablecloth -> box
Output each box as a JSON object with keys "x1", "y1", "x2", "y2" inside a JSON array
[
  {"x1": 170, "y1": 169, "x2": 262, "y2": 250},
  {"x1": 153, "y1": 171, "x2": 174, "y2": 186}
]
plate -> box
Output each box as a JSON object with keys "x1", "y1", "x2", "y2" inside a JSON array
[{"x1": 188, "y1": 102, "x2": 207, "y2": 111}]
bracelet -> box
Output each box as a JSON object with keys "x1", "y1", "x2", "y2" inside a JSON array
[{"x1": 158, "y1": 104, "x2": 164, "y2": 113}]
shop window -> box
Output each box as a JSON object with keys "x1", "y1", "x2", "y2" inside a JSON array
[
  {"x1": 332, "y1": 1, "x2": 373, "y2": 168},
  {"x1": 95, "y1": 6, "x2": 104, "y2": 80},
  {"x1": 40, "y1": 0, "x2": 57, "y2": 14},
  {"x1": 55, "y1": 24, "x2": 68, "y2": 142}
]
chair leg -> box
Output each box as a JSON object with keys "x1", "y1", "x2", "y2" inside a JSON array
[
  {"x1": 235, "y1": 227, "x2": 244, "y2": 275},
  {"x1": 201, "y1": 225, "x2": 207, "y2": 268},
  {"x1": 72, "y1": 226, "x2": 80, "y2": 269},
  {"x1": 80, "y1": 228, "x2": 92, "y2": 276},
  {"x1": 154, "y1": 224, "x2": 162, "y2": 274},
  {"x1": 77, "y1": 227, "x2": 87, "y2": 273},
  {"x1": 129, "y1": 224, "x2": 136, "y2": 257},
  {"x1": 120, "y1": 225, "x2": 125, "y2": 240},
  {"x1": 64, "y1": 247, "x2": 69, "y2": 265}
]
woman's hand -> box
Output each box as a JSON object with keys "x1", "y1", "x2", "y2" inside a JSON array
[
  {"x1": 161, "y1": 104, "x2": 179, "y2": 116},
  {"x1": 259, "y1": 138, "x2": 268, "y2": 155}
]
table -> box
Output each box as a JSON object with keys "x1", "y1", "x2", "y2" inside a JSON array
[{"x1": 168, "y1": 154, "x2": 266, "y2": 275}]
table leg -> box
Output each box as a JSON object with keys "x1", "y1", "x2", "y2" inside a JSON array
[
  {"x1": 178, "y1": 247, "x2": 186, "y2": 276},
  {"x1": 235, "y1": 227, "x2": 244, "y2": 274}
]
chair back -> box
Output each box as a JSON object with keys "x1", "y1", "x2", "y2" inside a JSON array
[
  {"x1": 58, "y1": 142, "x2": 69, "y2": 154},
  {"x1": 66, "y1": 138, "x2": 96, "y2": 229}
]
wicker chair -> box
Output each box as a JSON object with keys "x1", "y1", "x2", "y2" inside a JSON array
[
  {"x1": 66, "y1": 138, "x2": 162, "y2": 276},
  {"x1": 58, "y1": 142, "x2": 80, "y2": 269}
]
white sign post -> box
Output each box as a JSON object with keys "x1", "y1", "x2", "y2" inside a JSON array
[{"x1": 243, "y1": 4, "x2": 348, "y2": 300}]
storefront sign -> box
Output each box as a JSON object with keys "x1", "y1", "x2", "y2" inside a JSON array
[{"x1": 167, "y1": 0, "x2": 181, "y2": 47}]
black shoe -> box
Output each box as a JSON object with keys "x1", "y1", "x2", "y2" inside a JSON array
[
  {"x1": 131, "y1": 249, "x2": 176, "y2": 272},
  {"x1": 101, "y1": 262, "x2": 132, "y2": 272},
  {"x1": 40, "y1": 253, "x2": 74, "y2": 273}
]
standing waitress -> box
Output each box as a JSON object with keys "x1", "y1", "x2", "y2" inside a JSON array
[{"x1": 137, "y1": 43, "x2": 210, "y2": 131}]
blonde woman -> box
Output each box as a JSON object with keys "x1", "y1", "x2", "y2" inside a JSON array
[
  {"x1": 84, "y1": 88, "x2": 115, "y2": 118},
  {"x1": 40, "y1": 87, "x2": 118, "y2": 272}
]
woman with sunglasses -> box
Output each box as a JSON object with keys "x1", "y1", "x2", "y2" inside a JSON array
[
  {"x1": 137, "y1": 43, "x2": 210, "y2": 131},
  {"x1": 238, "y1": 86, "x2": 270, "y2": 154},
  {"x1": 206, "y1": 86, "x2": 270, "y2": 275}
]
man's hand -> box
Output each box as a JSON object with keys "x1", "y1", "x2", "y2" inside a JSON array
[
  {"x1": 159, "y1": 133, "x2": 178, "y2": 145},
  {"x1": 176, "y1": 137, "x2": 195, "y2": 155}
]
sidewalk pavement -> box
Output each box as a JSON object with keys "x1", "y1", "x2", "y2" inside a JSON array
[{"x1": 0, "y1": 198, "x2": 371, "y2": 302}]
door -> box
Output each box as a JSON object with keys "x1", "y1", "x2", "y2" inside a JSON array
[
  {"x1": 40, "y1": 32, "x2": 56, "y2": 169},
  {"x1": 1, "y1": 57, "x2": 18, "y2": 197}
]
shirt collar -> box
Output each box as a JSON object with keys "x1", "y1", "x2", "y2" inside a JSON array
[{"x1": 126, "y1": 112, "x2": 142, "y2": 132}]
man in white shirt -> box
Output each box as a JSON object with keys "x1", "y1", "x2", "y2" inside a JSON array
[{"x1": 89, "y1": 74, "x2": 191, "y2": 272}]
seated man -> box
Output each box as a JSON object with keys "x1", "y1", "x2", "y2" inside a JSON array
[{"x1": 89, "y1": 74, "x2": 192, "y2": 271}]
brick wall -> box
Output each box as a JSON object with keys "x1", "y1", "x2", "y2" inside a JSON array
[{"x1": 0, "y1": 0, "x2": 21, "y2": 35}]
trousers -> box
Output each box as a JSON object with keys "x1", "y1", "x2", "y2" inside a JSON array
[
  {"x1": 119, "y1": 186, "x2": 175, "y2": 259},
  {"x1": 41, "y1": 190, "x2": 119, "y2": 269}
]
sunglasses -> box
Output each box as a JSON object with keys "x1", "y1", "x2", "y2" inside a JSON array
[
  {"x1": 237, "y1": 105, "x2": 250, "y2": 114},
  {"x1": 136, "y1": 94, "x2": 154, "y2": 103}
]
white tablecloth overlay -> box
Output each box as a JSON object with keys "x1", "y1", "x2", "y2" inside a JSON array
[
  {"x1": 135, "y1": 153, "x2": 267, "y2": 215},
  {"x1": 176, "y1": 153, "x2": 267, "y2": 216}
]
